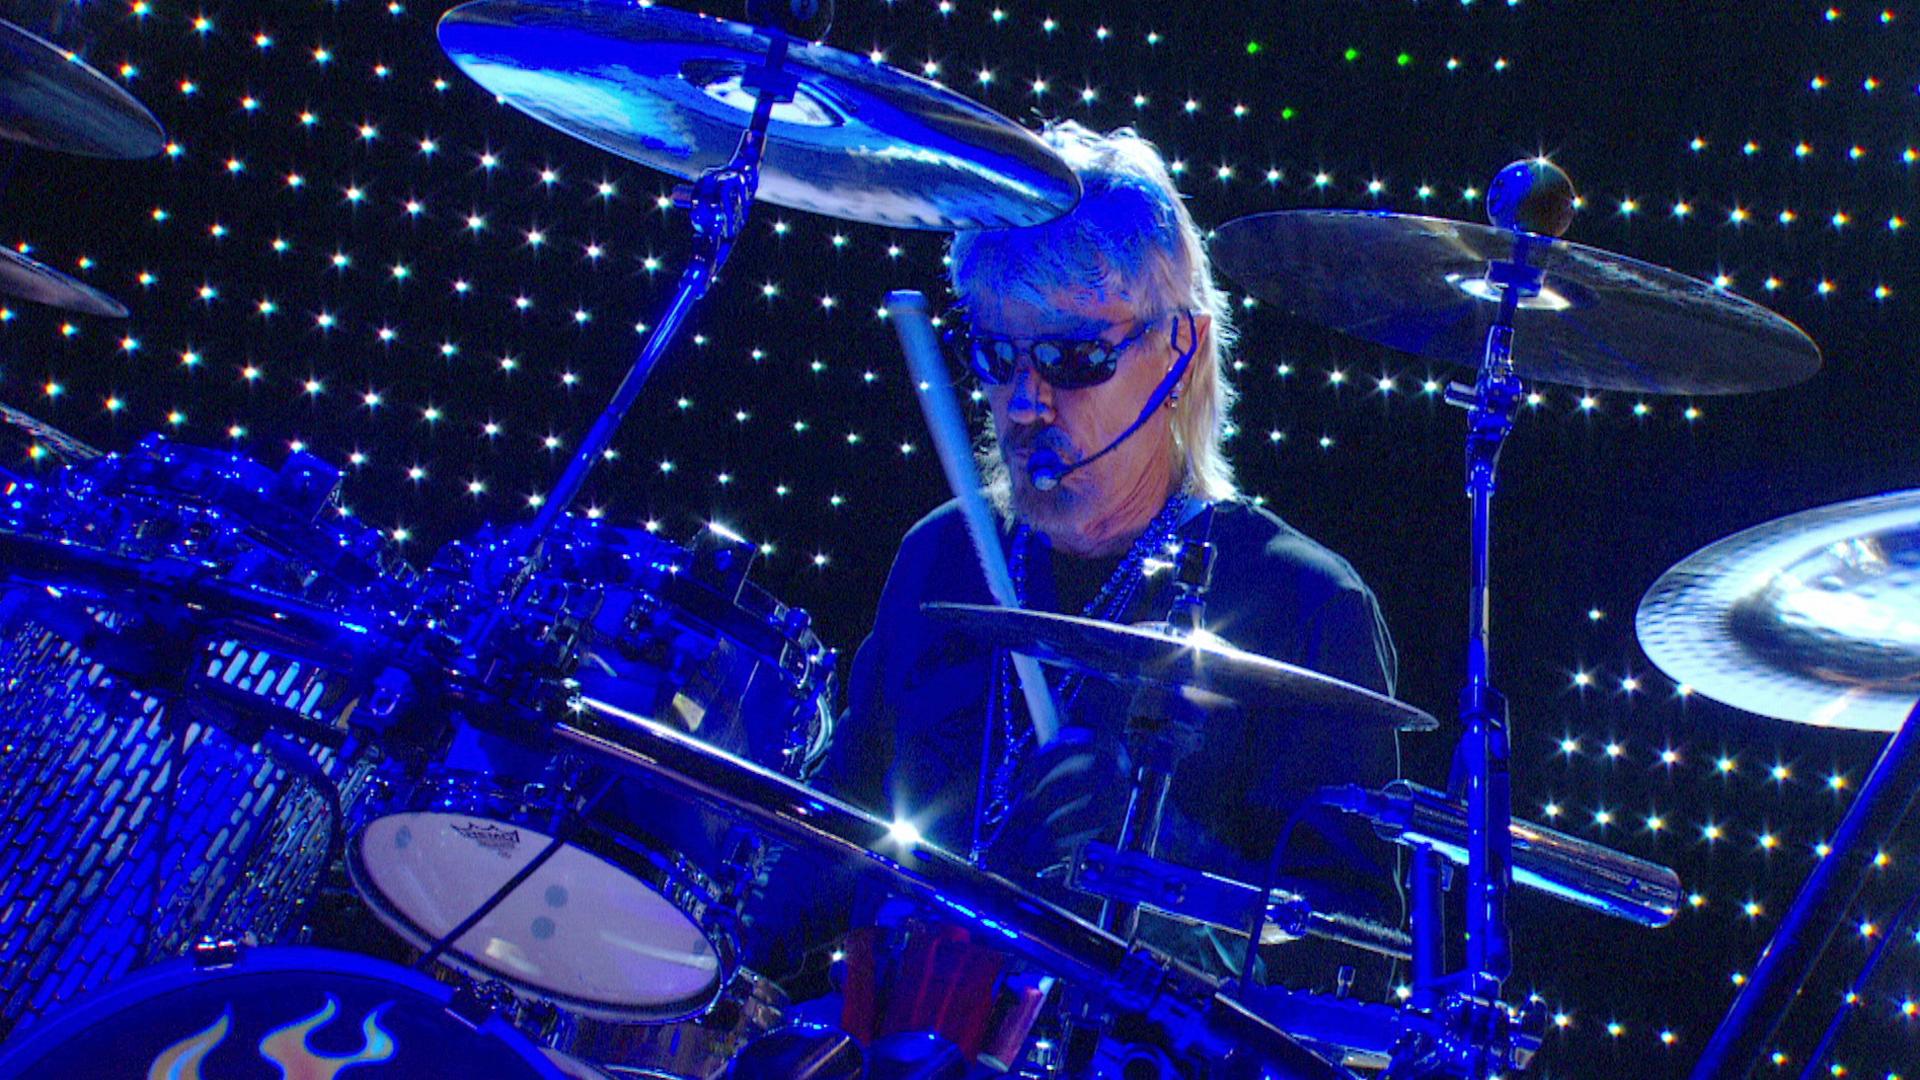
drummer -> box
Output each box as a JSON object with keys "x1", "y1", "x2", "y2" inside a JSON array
[{"x1": 819, "y1": 121, "x2": 1403, "y2": 992}]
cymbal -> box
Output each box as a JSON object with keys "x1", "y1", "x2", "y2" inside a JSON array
[
  {"x1": 1637, "y1": 490, "x2": 1920, "y2": 731},
  {"x1": 558, "y1": 701, "x2": 1352, "y2": 1080},
  {"x1": 0, "y1": 245, "x2": 126, "y2": 317},
  {"x1": 1211, "y1": 210, "x2": 1820, "y2": 395},
  {"x1": 438, "y1": 1, "x2": 1079, "y2": 230},
  {"x1": 0, "y1": 18, "x2": 165, "y2": 158},
  {"x1": 923, "y1": 602, "x2": 1437, "y2": 732}
]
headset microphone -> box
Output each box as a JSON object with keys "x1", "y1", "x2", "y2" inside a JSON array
[{"x1": 1025, "y1": 313, "x2": 1197, "y2": 492}]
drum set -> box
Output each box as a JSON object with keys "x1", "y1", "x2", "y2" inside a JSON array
[{"x1": 0, "y1": 2, "x2": 1903, "y2": 1077}]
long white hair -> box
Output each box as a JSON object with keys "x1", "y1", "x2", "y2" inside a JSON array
[{"x1": 948, "y1": 121, "x2": 1239, "y2": 507}]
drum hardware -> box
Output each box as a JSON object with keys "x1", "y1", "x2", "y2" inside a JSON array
[
  {"x1": 1792, "y1": 887, "x2": 1920, "y2": 1080},
  {"x1": 1628, "y1": 492, "x2": 1920, "y2": 1076},
  {"x1": 1207, "y1": 157, "x2": 1816, "y2": 1075},
  {"x1": 1319, "y1": 782, "x2": 1682, "y2": 928},
  {"x1": 0, "y1": 439, "x2": 413, "y2": 1033},
  {"x1": 1095, "y1": 686, "x2": 1206, "y2": 943},
  {"x1": 719, "y1": 1023, "x2": 866, "y2": 1079},
  {"x1": 1066, "y1": 844, "x2": 1415, "y2": 961},
  {"x1": 1094, "y1": 530, "x2": 1218, "y2": 941},
  {"x1": 561, "y1": 697, "x2": 1353, "y2": 1079}
]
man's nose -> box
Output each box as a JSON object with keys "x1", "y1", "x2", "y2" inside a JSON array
[{"x1": 1004, "y1": 356, "x2": 1056, "y2": 424}]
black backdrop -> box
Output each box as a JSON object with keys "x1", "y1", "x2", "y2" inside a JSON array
[{"x1": 4, "y1": 2, "x2": 1919, "y2": 1076}]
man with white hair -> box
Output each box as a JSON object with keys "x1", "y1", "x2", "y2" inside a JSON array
[{"x1": 824, "y1": 121, "x2": 1400, "y2": 992}]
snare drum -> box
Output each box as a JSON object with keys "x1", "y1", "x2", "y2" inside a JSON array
[
  {"x1": 0, "y1": 437, "x2": 415, "y2": 1035},
  {"x1": 348, "y1": 516, "x2": 834, "y2": 1022}
]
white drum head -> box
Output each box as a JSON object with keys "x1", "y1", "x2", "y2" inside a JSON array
[{"x1": 354, "y1": 812, "x2": 722, "y2": 1017}]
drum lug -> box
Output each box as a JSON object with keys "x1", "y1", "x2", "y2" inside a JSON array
[
  {"x1": 445, "y1": 984, "x2": 501, "y2": 1032},
  {"x1": 189, "y1": 939, "x2": 242, "y2": 971}
]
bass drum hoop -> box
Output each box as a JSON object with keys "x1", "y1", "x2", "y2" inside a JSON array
[
  {"x1": 346, "y1": 775, "x2": 739, "y2": 1023},
  {"x1": 0, "y1": 945, "x2": 564, "y2": 1078}
]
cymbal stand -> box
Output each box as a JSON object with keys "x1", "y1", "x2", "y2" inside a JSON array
[
  {"x1": 1796, "y1": 885, "x2": 1920, "y2": 1079},
  {"x1": 464, "y1": 30, "x2": 801, "y2": 653},
  {"x1": 1096, "y1": 534, "x2": 1215, "y2": 941},
  {"x1": 1394, "y1": 233, "x2": 1543, "y2": 1075},
  {"x1": 1691, "y1": 697, "x2": 1920, "y2": 1077},
  {"x1": 418, "y1": 24, "x2": 801, "y2": 981}
]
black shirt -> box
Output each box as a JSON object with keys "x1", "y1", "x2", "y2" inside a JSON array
[{"x1": 819, "y1": 496, "x2": 1403, "y2": 990}]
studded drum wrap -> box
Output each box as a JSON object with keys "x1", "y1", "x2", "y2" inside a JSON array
[{"x1": 0, "y1": 607, "x2": 370, "y2": 1037}]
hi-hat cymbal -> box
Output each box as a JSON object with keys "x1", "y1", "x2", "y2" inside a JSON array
[
  {"x1": 0, "y1": 18, "x2": 165, "y2": 158},
  {"x1": 438, "y1": 1, "x2": 1079, "y2": 230},
  {"x1": 0, "y1": 245, "x2": 126, "y2": 317},
  {"x1": 1637, "y1": 490, "x2": 1920, "y2": 731},
  {"x1": 1212, "y1": 210, "x2": 1820, "y2": 395},
  {"x1": 924, "y1": 602, "x2": 1438, "y2": 732}
]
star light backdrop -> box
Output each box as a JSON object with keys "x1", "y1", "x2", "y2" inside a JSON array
[{"x1": 3, "y1": 1, "x2": 1919, "y2": 1076}]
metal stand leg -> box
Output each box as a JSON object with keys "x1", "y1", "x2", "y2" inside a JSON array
[
  {"x1": 1796, "y1": 886, "x2": 1920, "y2": 1080},
  {"x1": 1409, "y1": 847, "x2": 1447, "y2": 1007},
  {"x1": 1691, "y1": 697, "x2": 1920, "y2": 1079}
]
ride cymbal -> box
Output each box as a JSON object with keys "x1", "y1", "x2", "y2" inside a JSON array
[
  {"x1": 0, "y1": 18, "x2": 165, "y2": 158},
  {"x1": 1213, "y1": 210, "x2": 1820, "y2": 395},
  {"x1": 438, "y1": 1, "x2": 1079, "y2": 230}
]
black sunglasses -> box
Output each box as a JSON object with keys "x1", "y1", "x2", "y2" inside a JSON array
[{"x1": 942, "y1": 315, "x2": 1164, "y2": 390}]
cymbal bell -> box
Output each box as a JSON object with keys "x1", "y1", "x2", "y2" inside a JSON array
[
  {"x1": 1637, "y1": 490, "x2": 1920, "y2": 731},
  {"x1": 0, "y1": 18, "x2": 165, "y2": 158},
  {"x1": 1212, "y1": 210, "x2": 1820, "y2": 396},
  {"x1": 438, "y1": 0, "x2": 1080, "y2": 230},
  {"x1": 923, "y1": 603, "x2": 1437, "y2": 733}
]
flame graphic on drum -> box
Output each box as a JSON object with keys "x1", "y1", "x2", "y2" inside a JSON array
[
  {"x1": 147, "y1": 1010, "x2": 230, "y2": 1080},
  {"x1": 256, "y1": 996, "x2": 398, "y2": 1078}
]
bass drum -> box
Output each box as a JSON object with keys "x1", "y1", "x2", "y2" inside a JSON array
[{"x1": 0, "y1": 946, "x2": 565, "y2": 1078}]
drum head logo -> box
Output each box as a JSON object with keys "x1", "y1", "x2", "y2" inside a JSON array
[{"x1": 451, "y1": 820, "x2": 521, "y2": 857}]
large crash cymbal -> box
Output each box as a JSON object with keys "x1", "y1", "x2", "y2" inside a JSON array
[
  {"x1": 0, "y1": 18, "x2": 165, "y2": 158},
  {"x1": 0, "y1": 245, "x2": 126, "y2": 317},
  {"x1": 924, "y1": 602, "x2": 1438, "y2": 732},
  {"x1": 1637, "y1": 490, "x2": 1920, "y2": 731},
  {"x1": 1212, "y1": 210, "x2": 1820, "y2": 395},
  {"x1": 438, "y1": 1, "x2": 1079, "y2": 230}
]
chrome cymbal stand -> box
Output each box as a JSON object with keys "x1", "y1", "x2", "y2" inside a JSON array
[
  {"x1": 475, "y1": 31, "x2": 801, "y2": 643},
  {"x1": 420, "y1": 24, "x2": 802, "y2": 966},
  {"x1": 1384, "y1": 232, "x2": 1543, "y2": 1078}
]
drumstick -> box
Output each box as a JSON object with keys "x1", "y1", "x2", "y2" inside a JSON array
[{"x1": 887, "y1": 289, "x2": 1061, "y2": 746}]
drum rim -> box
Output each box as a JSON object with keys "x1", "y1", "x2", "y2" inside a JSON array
[
  {"x1": 0, "y1": 944, "x2": 564, "y2": 1077},
  {"x1": 346, "y1": 777, "x2": 739, "y2": 1023}
]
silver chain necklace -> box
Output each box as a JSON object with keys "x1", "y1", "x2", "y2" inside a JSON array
[{"x1": 976, "y1": 491, "x2": 1192, "y2": 852}]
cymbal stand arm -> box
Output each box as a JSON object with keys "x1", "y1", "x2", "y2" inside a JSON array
[{"x1": 468, "y1": 34, "x2": 799, "y2": 650}]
